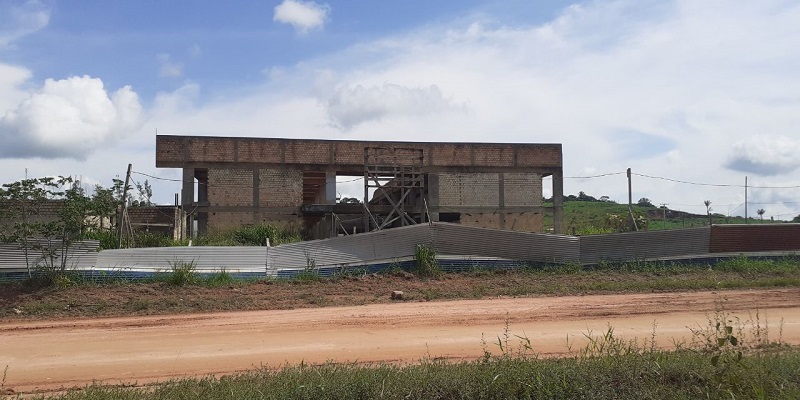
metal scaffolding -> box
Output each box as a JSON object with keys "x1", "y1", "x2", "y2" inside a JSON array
[{"x1": 363, "y1": 147, "x2": 425, "y2": 231}]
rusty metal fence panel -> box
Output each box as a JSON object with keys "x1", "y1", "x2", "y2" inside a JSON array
[
  {"x1": 579, "y1": 227, "x2": 711, "y2": 264},
  {"x1": 710, "y1": 224, "x2": 800, "y2": 253}
]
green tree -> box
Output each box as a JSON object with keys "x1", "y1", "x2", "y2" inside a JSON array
[
  {"x1": 0, "y1": 177, "x2": 122, "y2": 280},
  {"x1": 637, "y1": 197, "x2": 654, "y2": 208},
  {"x1": 757, "y1": 208, "x2": 765, "y2": 221}
]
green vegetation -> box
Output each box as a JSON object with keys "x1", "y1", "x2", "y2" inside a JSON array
[
  {"x1": 413, "y1": 244, "x2": 441, "y2": 277},
  {"x1": 543, "y1": 196, "x2": 782, "y2": 235},
  {"x1": 4, "y1": 256, "x2": 799, "y2": 319},
  {"x1": 194, "y1": 224, "x2": 303, "y2": 246},
  {"x1": 163, "y1": 260, "x2": 198, "y2": 286},
  {"x1": 31, "y1": 314, "x2": 800, "y2": 399}
]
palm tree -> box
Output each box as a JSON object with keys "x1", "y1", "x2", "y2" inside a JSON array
[
  {"x1": 757, "y1": 208, "x2": 765, "y2": 221},
  {"x1": 704, "y1": 200, "x2": 712, "y2": 225}
]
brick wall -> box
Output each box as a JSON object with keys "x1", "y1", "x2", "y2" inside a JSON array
[
  {"x1": 259, "y1": 168, "x2": 303, "y2": 207},
  {"x1": 207, "y1": 211, "x2": 254, "y2": 231},
  {"x1": 516, "y1": 147, "x2": 561, "y2": 167},
  {"x1": 504, "y1": 173, "x2": 542, "y2": 207},
  {"x1": 439, "y1": 173, "x2": 500, "y2": 207},
  {"x1": 504, "y1": 212, "x2": 542, "y2": 232},
  {"x1": 156, "y1": 136, "x2": 563, "y2": 170},
  {"x1": 431, "y1": 144, "x2": 472, "y2": 166},
  {"x1": 187, "y1": 137, "x2": 235, "y2": 163},
  {"x1": 238, "y1": 139, "x2": 283, "y2": 163},
  {"x1": 208, "y1": 169, "x2": 253, "y2": 207}
]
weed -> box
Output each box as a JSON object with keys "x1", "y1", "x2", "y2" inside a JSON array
[
  {"x1": 413, "y1": 244, "x2": 440, "y2": 277},
  {"x1": 127, "y1": 298, "x2": 151, "y2": 311},
  {"x1": 165, "y1": 260, "x2": 197, "y2": 286},
  {"x1": 205, "y1": 268, "x2": 234, "y2": 286}
]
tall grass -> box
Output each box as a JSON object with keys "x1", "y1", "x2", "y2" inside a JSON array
[
  {"x1": 196, "y1": 224, "x2": 302, "y2": 246},
  {"x1": 413, "y1": 244, "x2": 441, "y2": 277}
]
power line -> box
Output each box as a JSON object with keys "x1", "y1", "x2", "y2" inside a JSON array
[
  {"x1": 564, "y1": 171, "x2": 626, "y2": 179},
  {"x1": 632, "y1": 172, "x2": 800, "y2": 189}
]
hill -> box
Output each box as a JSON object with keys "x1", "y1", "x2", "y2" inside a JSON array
[{"x1": 542, "y1": 197, "x2": 776, "y2": 235}]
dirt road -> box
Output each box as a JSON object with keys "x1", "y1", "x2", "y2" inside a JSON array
[{"x1": 3, "y1": 288, "x2": 800, "y2": 394}]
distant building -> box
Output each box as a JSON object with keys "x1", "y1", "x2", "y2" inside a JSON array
[{"x1": 155, "y1": 135, "x2": 564, "y2": 239}]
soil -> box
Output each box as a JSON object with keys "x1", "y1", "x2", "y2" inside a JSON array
[
  {"x1": 2, "y1": 287, "x2": 800, "y2": 395},
  {"x1": 1, "y1": 269, "x2": 793, "y2": 321}
]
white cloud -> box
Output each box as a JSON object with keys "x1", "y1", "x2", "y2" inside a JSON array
[
  {"x1": 74, "y1": 0, "x2": 800, "y2": 217},
  {"x1": 0, "y1": 75, "x2": 143, "y2": 160},
  {"x1": 0, "y1": 63, "x2": 32, "y2": 110},
  {"x1": 0, "y1": 0, "x2": 50, "y2": 48},
  {"x1": 325, "y1": 83, "x2": 465, "y2": 130},
  {"x1": 273, "y1": 0, "x2": 329, "y2": 33},
  {"x1": 726, "y1": 136, "x2": 800, "y2": 176},
  {"x1": 157, "y1": 53, "x2": 183, "y2": 78}
]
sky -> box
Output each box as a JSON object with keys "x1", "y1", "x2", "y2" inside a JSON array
[{"x1": 1, "y1": 0, "x2": 799, "y2": 220}]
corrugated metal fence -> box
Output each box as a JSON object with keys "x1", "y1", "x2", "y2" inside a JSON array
[
  {"x1": 2, "y1": 223, "x2": 799, "y2": 280},
  {"x1": 580, "y1": 227, "x2": 711, "y2": 264},
  {"x1": 0, "y1": 239, "x2": 99, "y2": 279}
]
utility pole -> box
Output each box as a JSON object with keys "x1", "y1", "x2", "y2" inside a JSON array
[
  {"x1": 117, "y1": 163, "x2": 132, "y2": 249},
  {"x1": 744, "y1": 176, "x2": 748, "y2": 224},
  {"x1": 626, "y1": 168, "x2": 638, "y2": 231},
  {"x1": 660, "y1": 203, "x2": 669, "y2": 229}
]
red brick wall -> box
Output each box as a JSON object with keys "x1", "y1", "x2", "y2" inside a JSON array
[{"x1": 208, "y1": 169, "x2": 253, "y2": 207}]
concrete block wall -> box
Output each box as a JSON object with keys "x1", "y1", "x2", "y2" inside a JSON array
[
  {"x1": 259, "y1": 168, "x2": 302, "y2": 207},
  {"x1": 208, "y1": 169, "x2": 253, "y2": 207},
  {"x1": 504, "y1": 173, "x2": 542, "y2": 207},
  {"x1": 439, "y1": 173, "x2": 500, "y2": 207}
]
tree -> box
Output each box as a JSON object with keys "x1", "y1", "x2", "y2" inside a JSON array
[
  {"x1": 338, "y1": 197, "x2": 361, "y2": 204},
  {"x1": 132, "y1": 179, "x2": 153, "y2": 207},
  {"x1": 637, "y1": 197, "x2": 654, "y2": 208},
  {"x1": 757, "y1": 208, "x2": 765, "y2": 221},
  {"x1": 793, "y1": 214, "x2": 800, "y2": 223},
  {"x1": 0, "y1": 177, "x2": 121, "y2": 281}
]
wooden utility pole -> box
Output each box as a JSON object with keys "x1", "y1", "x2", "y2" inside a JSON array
[{"x1": 117, "y1": 163, "x2": 132, "y2": 249}]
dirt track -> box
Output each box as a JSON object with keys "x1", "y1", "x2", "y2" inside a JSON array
[{"x1": 2, "y1": 288, "x2": 800, "y2": 394}]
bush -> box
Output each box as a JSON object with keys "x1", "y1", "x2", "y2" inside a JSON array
[
  {"x1": 165, "y1": 260, "x2": 197, "y2": 286},
  {"x1": 414, "y1": 244, "x2": 441, "y2": 277}
]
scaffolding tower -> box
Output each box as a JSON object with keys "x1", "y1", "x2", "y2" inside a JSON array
[{"x1": 363, "y1": 147, "x2": 425, "y2": 231}]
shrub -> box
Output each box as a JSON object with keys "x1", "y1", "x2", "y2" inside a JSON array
[
  {"x1": 414, "y1": 244, "x2": 441, "y2": 277},
  {"x1": 165, "y1": 260, "x2": 197, "y2": 286}
]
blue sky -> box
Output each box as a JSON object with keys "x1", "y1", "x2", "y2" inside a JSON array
[{"x1": 1, "y1": 0, "x2": 800, "y2": 220}]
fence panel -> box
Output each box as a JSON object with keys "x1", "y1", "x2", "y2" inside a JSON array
[{"x1": 579, "y1": 227, "x2": 711, "y2": 264}]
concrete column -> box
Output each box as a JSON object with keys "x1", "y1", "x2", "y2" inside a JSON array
[
  {"x1": 181, "y1": 168, "x2": 195, "y2": 237},
  {"x1": 552, "y1": 169, "x2": 565, "y2": 234},
  {"x1": 427, "y1": 173, "x2": 440, "y2": 222},
  {"x1": 325, "y1": 171, "x2": 337, "y2": 204}
]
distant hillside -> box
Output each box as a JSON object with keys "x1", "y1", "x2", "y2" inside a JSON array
[{"x1": 542, "y1": 196, "x2": 777, "y2": 235}]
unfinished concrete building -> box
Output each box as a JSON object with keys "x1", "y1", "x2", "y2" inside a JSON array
[{"x1": 155, "y1": 135, "x2": 564, "y2": 239}]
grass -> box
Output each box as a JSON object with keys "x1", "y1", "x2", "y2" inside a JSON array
[
  {"x1": 3, "y1": 256, "x2": 800, "y2": 319},
  {"x1": 28, "y1": 313, "x2": 800, "y2": 400},
  {"x1": 195, "y1": 224, "x2": 303, "y2": 246},
  {"x1": 542, "y1": 199, "x2": 785, "y2": 234}
]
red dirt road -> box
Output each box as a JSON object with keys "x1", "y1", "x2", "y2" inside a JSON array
[{"x1": 2, "y1": 288, "x2": 800, "y2": 394}]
